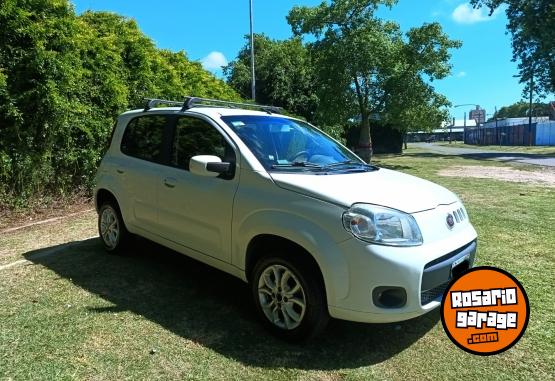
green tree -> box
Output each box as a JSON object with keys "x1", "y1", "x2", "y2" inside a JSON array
[
  {"x1": 470, "y1": 0, "x2": 555, "y2": 96},
  {"x1": 381, "y1": 23, "x2": 455, "y2": 137},
  {"x1": 0, "y1": 0, "x2": 239, "y2": 208},
  {"x1": 288, "y1": 0, "x2": 459, "y2": 161},
  {"x1": 224, "y1": 34, "x2": 318, "y2": 122},
  {"x1": 78, "y1": 11, "x2": 239, "y2": 108},
  {"x1": 492, "y1": 101, "x2": 552, "y2": 119},
  {"x1": 0, "y1": 0, "x2": 82, "y2": 202}
]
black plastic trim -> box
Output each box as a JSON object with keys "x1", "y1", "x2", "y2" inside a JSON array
[
  {"x1": 206, "y1": 162, "x2": 231, "y2": 173},
  {"x1": 421, "y1": 240, "x2": 477, "y2": 293}
]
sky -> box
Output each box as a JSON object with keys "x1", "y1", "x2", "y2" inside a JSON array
[{"x1": 71, "y1": 0, "x2": 527, "y2": 121}]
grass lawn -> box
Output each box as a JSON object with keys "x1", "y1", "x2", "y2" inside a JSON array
[
  {"x1": 435, "y1": 142, "x2": 555, "y2": 156},
  {"x1": 1, "y1": 148, "x2": 554, "y2": 380}
]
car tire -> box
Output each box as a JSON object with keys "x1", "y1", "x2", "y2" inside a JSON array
[
  {"x1": 251, "y1": 252, "x2": 329, "y2": 342},
  {"x1": 98, "y1": 202, "x2": 131, "y2": 254}
]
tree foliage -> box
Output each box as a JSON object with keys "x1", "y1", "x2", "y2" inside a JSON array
[
  {"x1": 223, "y1": 34, "x2": 318, "y2": 123},
  {"x1": 470, "y1": 0, "x2": 555, "y2": 96},
  {"x1": 0, "y1": 0, "x2": 238, "y2": 207},
  {"x1": 492, "y1": 101, "x2": 553, "y2": 120},
  {"x1": 287, "y1": 0, "x2": 460, "y2": 161}
]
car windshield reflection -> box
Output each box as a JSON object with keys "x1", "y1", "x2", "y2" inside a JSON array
[{"x1": 220, "y1": 115, "x2": 370, "y2": 172}]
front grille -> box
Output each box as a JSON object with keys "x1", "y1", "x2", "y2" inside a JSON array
[
  {"x1": 420, "y1": 281, "x2": 450, "y2": 305},
  {"x1": 424, "y1": 240, "x2": 475, "y2": 270},
  {"x1": 420, "y1": 240, "x2": 477, "y2": 306},
  {"x1": 452, "y1": 207, "x2": 466, "y2": 223}
]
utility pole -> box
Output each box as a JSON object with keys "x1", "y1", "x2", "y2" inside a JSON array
[
  {"x1": 495, "y1": 106, "x2": 499, "y2": 146},
  {"x1": 528, "y1": 73, "x2": 533, "y2": 146},
  {"x1": 249, "y1": 0, "x2": 256, "y2": 101},
  {"x1": 464, "y1": 112, "x2": 471, "y2": 144},
  {"x1": 449, "y1": 117, "x2": 454, "y2": 144}
]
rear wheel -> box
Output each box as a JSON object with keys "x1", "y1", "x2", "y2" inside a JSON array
[
  {"x1": 251, "y1": 253, "x2": 329, "y2": 341},
  {"x1": 98, "y1": 202, "x2": 130, "y2": 253}
]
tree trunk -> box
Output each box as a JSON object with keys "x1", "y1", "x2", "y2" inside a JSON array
[{"x1": 356, "y1": 113, "x2": 373, "y2": 163}]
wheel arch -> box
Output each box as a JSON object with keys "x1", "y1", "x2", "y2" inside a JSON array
[
  {"x1": 245, "y1": 234, "x2": 328, "y2": 308},
  {"x1": 238, "y1": 214, "x2": 350, "y2": 305},
  {"x1": 95, "y1": 188, "x2": 120, "y2": 212}
]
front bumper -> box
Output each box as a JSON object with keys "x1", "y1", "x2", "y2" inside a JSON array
[
  {"x1": 420, "y1": 240, "x2": 476, "y2": 305},
  {"x1": 328, "y1": 215, "x2": 477, "y2": 324}
]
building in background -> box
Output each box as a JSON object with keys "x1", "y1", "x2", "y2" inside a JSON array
[
  {"x1": 406, "y1": 119, "x2": 476, "y2": 143},
  {"x1": 469, "y1": 105, "x2": 486, "y2": 125}
]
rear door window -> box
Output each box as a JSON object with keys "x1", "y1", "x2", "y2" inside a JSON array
[{"x1": 120, "y1": 115, "x2": 168, "y2": 163}]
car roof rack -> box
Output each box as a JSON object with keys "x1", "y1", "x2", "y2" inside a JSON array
[
  {"x1": 143, "y1": 98, "x2": 183, "y2": 111},
  {"x1": 143, "y1": 97, "x2": 283, "y2": 114}
]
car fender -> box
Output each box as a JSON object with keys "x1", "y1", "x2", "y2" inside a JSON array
[
  {"x1": 94, "y1": 172, "x2": 131, "y2": 230},
  {"x1": 234, "y1": 209, "x2": 350, "y2": 303}
]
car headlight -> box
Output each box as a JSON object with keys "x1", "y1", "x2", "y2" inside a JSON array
[{"x1": 342, "y1": 204, "x2": 423, "y2": 246}]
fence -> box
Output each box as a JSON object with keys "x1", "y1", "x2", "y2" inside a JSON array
[
  {"x1": 536, "y1": 122, "x2": 555, "y2": 145},
  {"x1": 464, "y1": 121, "x2": 555, "y2": 146}
]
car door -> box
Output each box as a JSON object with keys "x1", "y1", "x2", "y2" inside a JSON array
[
  {"x1": 118, "y1": 114, "x2": 170, "y2": 233},
  {"x1": 157, "y1": 115, "x2": 239, "y2": 263}
]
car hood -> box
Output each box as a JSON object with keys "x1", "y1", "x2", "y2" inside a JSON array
[{"x1": 270, "y1": 168, "x2": 458, "y2": 214}]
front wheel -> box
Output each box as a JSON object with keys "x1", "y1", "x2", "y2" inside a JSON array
[{"x1": 251, "y1": 254, "x2": 329, "y2": 341}]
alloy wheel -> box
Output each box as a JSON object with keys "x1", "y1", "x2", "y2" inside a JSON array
[
  {"x1": 257, "y1": 264, "x2": 307, "y2": 330},
  {"x1": 100, "y1": 207, "x2": 119, "y2": 249}
]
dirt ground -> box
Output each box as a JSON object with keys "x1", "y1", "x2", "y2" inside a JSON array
[
  {"x1": 0, "y1": 197, "x2": 94, "y2": 232},
  {"x1": 438, "y1": 165, "x2": 555, "y2": 187}
]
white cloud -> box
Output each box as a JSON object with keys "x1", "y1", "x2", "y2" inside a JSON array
[
  {"x1": 451, "y1": 3, "x2": 497, "y2": 24},
  {"x1": 200, "y1": 51, "x2": 228, "y2": 71},
  {"x1": 456, "y1": 71, "x2": 467, "y2": 78}
]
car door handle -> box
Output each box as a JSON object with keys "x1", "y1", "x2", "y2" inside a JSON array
[
  {"x1": 163, "y1": 177, "x2": 176, "y2": 188},
  {"x1": 116, "y1": 169, "x2": 125, "y2": 174}
]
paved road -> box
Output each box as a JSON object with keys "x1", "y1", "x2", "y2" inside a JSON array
[{"x1": 411, "y1": 143, "x2": 555, "y2": 167}]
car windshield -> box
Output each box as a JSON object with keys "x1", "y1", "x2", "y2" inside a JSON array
[{"x1": 221, "y1": 115, "x2": 367, "y2": 172}]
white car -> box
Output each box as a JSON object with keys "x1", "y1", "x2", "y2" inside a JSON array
[{"x1": 94, "y1": 97, "x2": 477, "y2": 341}]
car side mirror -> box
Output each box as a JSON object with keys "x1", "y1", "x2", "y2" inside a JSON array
[{"x1": 189, "y1": 155, "x2": 231, "y2": 177}]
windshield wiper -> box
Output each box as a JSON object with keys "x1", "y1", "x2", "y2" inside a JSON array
[
  {"x1": 322, "y1": 160, "x2": 379, "y2": 171},
  {"x1": 323, "y1": 160, "x2": 355, "y2": 168},
  {"x1": 271, "y1": 160, "x2": 379, "y2": 171},
  {"x1": 271, "y1": 161, "x2": 323, "y2": 169}
]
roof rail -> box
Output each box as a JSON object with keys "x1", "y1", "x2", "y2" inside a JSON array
[
  {"x1": 143, "y1": 97, "x2": 283, "y2": 114},
  {"x1": 182, "y1": 96, "x2": 283, "y2": 114},
  {"x1": 143, "y1": 98, "x2": 183, "y2": 112}
]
